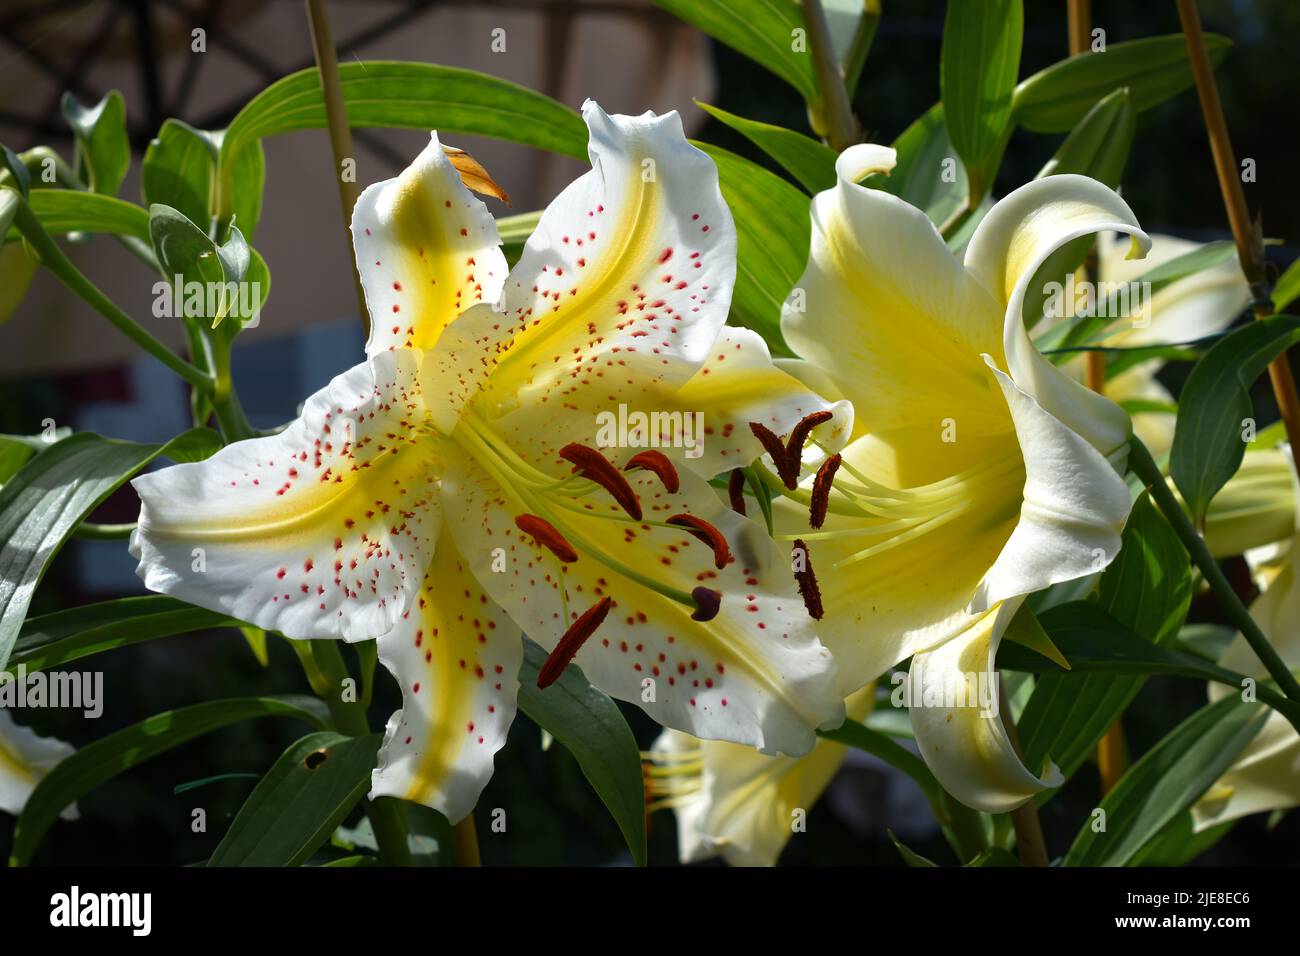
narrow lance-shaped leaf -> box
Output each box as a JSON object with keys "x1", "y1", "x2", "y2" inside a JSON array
[
  {"x1": 516, "y1": 638, "x2": 648, "y2": 867},
  {"x1": 1061, "y1": 693, "x2": 1269, "y2": 867},
  {"x1": 1171, "y1": 314, "x2": 1300, "y2": 523},
  {"x1": 10, "y1": 695, "x2": 330, "y2": 866},
  {"x1": 208, "y1": 732, "x2": 382, "y2": 867},
  {"x1": 940, "y1": 0, "x2": 1023, "y2": 200},
  {"x1": 695, "y1": 101, "x2": 837, "y2": 194},
  {"x1": 1012, "y1": 34, "x2": 1232, "y2": 133}
]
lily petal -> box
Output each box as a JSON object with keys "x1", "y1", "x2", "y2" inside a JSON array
[
  {"x1": 971, "y1": 359, "x2": 1132, "y2": 613},
  {"x1": 422, "y1": 100, "x2": 738, "y2": 434},
  {"x1": 963, "y1": 174, "x2": 1151, "y2": 463},
  {"x1": 131, "y1": 350, "x2": 440, "y2": 641},
  {"x1": 907, "y1": 598, "x2": 1062, "y2": 813},
  {"x1": 352, "y1": 132, "x2": 508, "y2": 356},
  {"x1": 441, "y1": 448, "x2": 844, "y2": 756},
  {"x1": 782, "y1": 144, "x2": 1007, "y2": 435},
  {"x1": 371, "y1": 527, "x2": 522, "y2": 823},
  {"x1": 0, "y1": 709, "x2": 77, "y2": 819}
]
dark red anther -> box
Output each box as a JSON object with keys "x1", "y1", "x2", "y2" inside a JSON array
[
  {"x1": 809, "y1": 454, "x2": 841, "y2": 530},
  {"x1": 690, "y1": 586, "x2": 722, "y2": 622},
  {"x1": 749, "y1": 422, "x2": 798, "y2": 489},
  {"x1": 514, "y1": 514, "x2": 578, "y2": 563},
  {"x1": 667, "y1": 513, "x2": 732, "y2": 570},
  {"x1": 537, "y1": 597, "x2": 613, "y2": 689},
  {"x1": 624, "y1": 449, "x2": 680, "y2": 493},
  {"x1": 786, "y1": 410, "x2": 834, "y2": 464},
  {"x1": 791, "y1": 539, "x2": 824, "y2": 620},
  {"x1": 727, "y1": 469, "x2": 747, "y2": 516},
  {"x1": 560, "y1": 443, "x2": 643, "y2": 520}
]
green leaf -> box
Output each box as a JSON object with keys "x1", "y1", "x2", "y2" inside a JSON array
[
  {"x1": 966, "y1": 847, "x2": 1021, "y2": 867},
  {"x1": 0, "y1": 428, "x2": 221, "y2": 675},
  {"x1": 874, "y1": 104, "x2": 966, "y2": 229},
  {"x1": 695, "y1": 101, "x2": 837, "y2": 194},
  {"x1": 219, "y1": 61, "x2": 589, "y2": 184},
  {"x1": 696, "y1": 143, "x2": 808, "y2": 355},
  {"x1": 8, "y1": 595, "x2": 238, "y2": 674},
  {"x1": 887, "y1": 830, "x2": 938, "y2": 867},
  {"x1": 1061, "y1": 692, "x2": 1268, "y2": 867},
  {"x1": 1017, "y1": 497, "x2": 1193, "y2": 781},
  {"x1": 818, "y1": 717, "x2": 942, "y2": 810},
  {"x1": 1012, "y1": 34, "x2": 1231, "y2": 134},
  {"x1": 517, "y1": 638, "x2": 647, "y2": 866},
  {"x1": 940, "y1": 0, "x2": 1023, "y2": 197},
  {"x1": 21, "y1": 189, "x2": 150, "y2": 241},
  {"x1": 149, "y1": 204, "x2": 268, "y2": 329},
  {"x1": 61, "y1": 91, "x2": 130, "y2": 196},
  {"x1": 208, "y1": 731, "x2": 381, "y2": 867},
  {"x1": 1003, "y1": 604, "x2": 1070, "y2": 670},
  {"x1": 0, "y1": 434, "x2": 36, "y2": 484},
  {"x1": 2, "y1": 146, "x2": 30, "y2": 197},
  {"x1": 10, "y1": 695, "x2": 329, "y2": 866},
  {"x1": 1128, "y1": 809, "x2": 1234, "y2": 866},
  {"x1": 1273, "y1": 256, "x2": 1300, "y2": 312},
  {"x1": 1170, "y1": 314, "x2": 1300, "y2": 523},
  {"x1": 143, "y1": 121, "x2": 265, "y2": 241},
  {"x1": 653, "y1": 0, "x2": 818, "y2": 104}
]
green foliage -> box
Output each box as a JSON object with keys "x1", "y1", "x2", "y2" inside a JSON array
[
  {"x1": 696, "y1": 101, "x2": 837, "y2": 193},
  {"x1": 61, "y1": 91, "x2": 130, "y2": 196}
]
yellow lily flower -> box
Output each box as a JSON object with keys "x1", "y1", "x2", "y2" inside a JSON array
[
  {"x1": 0, "y1": 709, "x2": 77, "y2": 819},
  {"x1": 769, "y1": 144, "x2": 1151, "y2": 812},
  {"x1": 1193, "y1": 444, "x2": 1300, "y2": 831},
  {"x1": 130, "y1": 102, "x2": 850, "y2": 824},
  {"x1": 1049, "y1": 232, "x2": 1249, "y2": 459},
  {"x1": 645, "y1": 685, "x2": 875, "y2": 866}
]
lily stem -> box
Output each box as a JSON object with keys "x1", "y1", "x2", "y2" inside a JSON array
[
  {"x1": 452, "y1": 813, "x2": 482, "y2": 866},
  {"x1": 308, "y1": 640, "x2": 414, "y2": 866},
  {"x1": 9, "y1": 196, "x2": 211, "y2": 392},
  {"x1": 801, "y1": 0, "x2": 860, "y2": 152},
  {"x1": 304, "y1": 0, "x2": 370, "y2": 337},
  {"x1": 1128, "y1": 438, "x2": 1300, "y2": 703},
  {"x1": 999, "y1": 680, "x2": 1049, "y2": 866},
  {"x1": 1176, "y1": 0, "x2": 1300, "y2": 454}
]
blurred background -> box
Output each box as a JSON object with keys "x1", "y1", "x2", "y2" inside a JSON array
[{"x1": 1, "y1": 0, "x2": 1297, "y2": 865}]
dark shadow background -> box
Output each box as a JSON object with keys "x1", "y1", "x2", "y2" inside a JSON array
[{"x1": 2, "y1": 0, "x2": 1298, "y2": 866}]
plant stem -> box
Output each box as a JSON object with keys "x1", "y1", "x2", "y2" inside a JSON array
[
  {"x1": 840, "y1": 0, "x2": 881, "y2": 101},
  {"x1": 1129, "y1": 437, "x2": 1300, "y2": 703},
  {"x1": 998, "y1": 680, "x2": 1049, "y2": 866},
  {"x1": 452, "y1": 814, "x2": 481, "y2": 867},
  {"x1": 10, "y1": 196, "x2": 211, "y2": 391},
  {"x1": 307, "y1": 639, "x2": 414, "y2": 866},
  {"x1": 304, "y1": 0, "x2": 369, "y2": 336},
  {"x1": 801, "y1": 0, "x2": 860, "y2": 152},
  {"x1": 1176, "y1": 0, "x2": 1300, "y2": 454}
]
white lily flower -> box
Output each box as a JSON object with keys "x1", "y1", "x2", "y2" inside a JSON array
[
  {"x1": 130, "y1": 102, "x2": 851, "y2": 824},
  {"x1": 1193, "y1": 444, "x2": 1300, "y2": 831},
  {"x1": 1053, "y1": 232, "x2": 1249, "y2": 459},
  {"x1": 0, "y1": 709, "x2": 77, "y2": 819},
  {"x1": 645, "y1": 685, "x2": 875, "y2": 866},
  {"x1": 773, "y1": 144, "x2": 1150, "y2": 813}
]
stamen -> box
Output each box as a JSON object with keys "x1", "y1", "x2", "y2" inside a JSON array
[
  {"x1": 667, "y1": 514, "x2": 732, "y2": 570},
  {"x1": 690, "y1": 586, "x2": 722, "y2": 622},
  {"x1": 560, "y1": 443, "x2": 643, "y2": 520},
  {"x1": 809, "y1": 454, "x2": 841, "y2": 530},
  {"x1": 727, "y1": 469, "x2": 747, "y2": 516},
  {"x1": 514, "y1": 514, "x2": 578, "y2": 563},
  {"x1": 791, "y1": 539, "x2": 824, "y2": 620},
  {"x1": 624, "y1": 450, "x2": 680, "y2": 493},
  {"x1": 537, "y1": 597, "x2": 613, "y2": 689},
  {"x1": 786, "y1": 410, "x2": 834, "y2": 464},
  {"x1": 749, "y1": 422, "x2": 797, "y2": 489}
]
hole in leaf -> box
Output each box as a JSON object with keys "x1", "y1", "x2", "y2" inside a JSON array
[{"x1": 303, "y1": 748, "x2": 331, "y2": 770}]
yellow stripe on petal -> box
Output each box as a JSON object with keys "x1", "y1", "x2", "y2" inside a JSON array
[
  {"x1": 352, "y1": 132, "x2": 508, "y2": 356},
  {"x1": 131, "y1": 350, "x2": 441, "y2": 642},
  {"x1": 372, "y1": 528, "x2": 521, "y2": 823}
]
